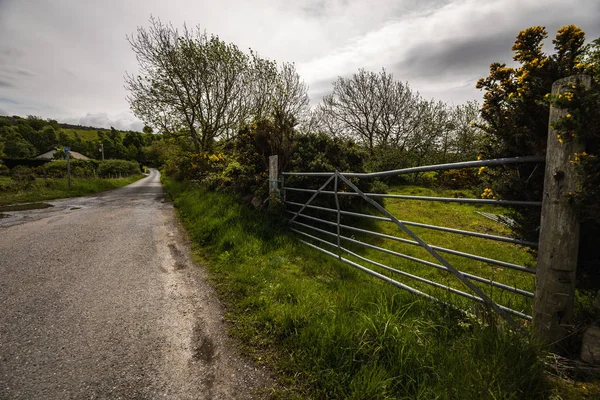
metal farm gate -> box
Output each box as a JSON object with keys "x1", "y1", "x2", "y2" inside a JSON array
[{"x1": 279, "y1": 156, "x2": 544, "y2": 330}]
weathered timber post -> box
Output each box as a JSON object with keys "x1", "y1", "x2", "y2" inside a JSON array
[
  {"x1": 534, "y1": 75, "x2": 591, "y2": 348},
  {"x1": 268, "y1": 155, "x2": 278, "y2": 197}
]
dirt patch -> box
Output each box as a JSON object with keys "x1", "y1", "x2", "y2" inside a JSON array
[
  {"x1": 191, "y1": 323, "x2": 217, "y2": 364},
  {"x1": 168, "y1": 243, "x2": 188, "y2": 271},
  {"x1": 174, "y1": 261, "x2": 186, "y2": 271}
]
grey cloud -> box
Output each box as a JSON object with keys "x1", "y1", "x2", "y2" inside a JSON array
[
  {"x1": 396, "y1": 33, "x2": 516, "y2": 80},
  {"x1": 0, "y1": 79, "x2": 14, "y2": 88},
  {"x1": 300, "y1": 1, "x2": 326, "y2": 18},
  {"x1": 16, "y1": 68, "x2": 34, "y2": 77},
  {"x1": 62, "y1": 68, "x2": 76, "y2": 77},
  {"x1": 0, "y1": 46, "x2": 23, "y2": 58}
]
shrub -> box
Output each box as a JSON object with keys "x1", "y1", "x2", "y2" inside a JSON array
[
  {"x1": 44, "y1": 160, "x2": 100, "y2": 178},
  {"x1": 97, "y1": 160, "x2": 140, "y2": 178},
  {"x1": 285, "y1": 132, "x2": 382, "y2": 212},
  {"x1": 435, "y1": 168, "x2": 480, "y2": 189},
  {"x1": 10, "y1": 165, "x2": 36, "y2": 188}
]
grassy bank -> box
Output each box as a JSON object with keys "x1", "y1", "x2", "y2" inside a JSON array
[
  {"x1": 162, "y1": 177, "x2": 581, "y2": 399},
  {"x1": 0, "y1": 175, "x2": 144, "y2": 205}
]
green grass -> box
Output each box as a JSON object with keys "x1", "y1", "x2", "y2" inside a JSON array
[
  {"x1": 162, "y1": 178, "x2": 581, "y2": 399},
  {"x1": 61, "y1": 128, "x2": 102, "y2": 141},
  {"x1": 0, "y1": 175, "x2": 143, "y2": 205},
  {"x1": 348, "y1": 185, "x2": 537, "y2": 319}
]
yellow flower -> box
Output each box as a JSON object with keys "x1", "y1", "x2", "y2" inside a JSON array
[
  {"x1": 481, "y1": 188, "x2": 495, "y2": 199},
  {"x1": 566, "y1": 113, "x2": 572, "y2": 118},
  {"x1": 470, "y1": 121, "x2": 476, "y2": 125},
  {"x1": 478, "y1": 167, "x2": 486, "y2": 175}
]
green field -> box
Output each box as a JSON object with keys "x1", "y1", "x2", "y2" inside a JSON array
[
  {"x1": 60, "y1": 128, "x2": 105, "y2": 141},
  {"x1": 0, "y1": 175, "x2": 143, "y2": 206},
  {"x1": 163, "y1": 178, "x2": 597, "y2": 399}
]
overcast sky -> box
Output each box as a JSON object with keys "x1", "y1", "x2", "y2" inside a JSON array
[{"x1": 0, "y1": 0, "x2": 599, "y2": 131}]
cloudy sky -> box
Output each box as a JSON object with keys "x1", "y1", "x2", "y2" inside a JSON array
[{"x1": 0, "y1": 0, "x2": 599, "y2": 131}]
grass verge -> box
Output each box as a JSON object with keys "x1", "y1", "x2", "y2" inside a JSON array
[
  {"x1": 161, "y1": 177, "x2": 597, "y2": 399},
  {"x1": 0, "y1": 175, "x2": 144, "y2": 205}
]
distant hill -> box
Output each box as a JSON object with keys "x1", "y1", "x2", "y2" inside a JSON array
[{"x1": 0, "y1": 116, "x2": 142, "y2": 135}]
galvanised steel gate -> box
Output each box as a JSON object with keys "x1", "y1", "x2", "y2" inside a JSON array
[{"x1": 280, "y1": 156, "x2": 544, "y2": 330}]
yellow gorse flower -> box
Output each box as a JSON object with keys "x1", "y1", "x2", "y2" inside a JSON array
[{"x1": 481, "y1": 188, "x2": 495, "y2": 199}]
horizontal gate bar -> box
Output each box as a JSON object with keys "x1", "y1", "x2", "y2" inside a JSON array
[
  {"x1": 340, "y1": 221, "x2": 534, "y2": 275},
  {"x1": 289, "y1": 219, "x2": 534, "y2": 298},
  {"x1": 282, "y1": 187, "x2": 541, "y2": 207},
  {"x1": 294, "y1": 231, "x2": 532, "y2": 320},
  {"x1": 284, "y1": 203, "x2": 534, "y2": 273},
  {"x1": 282, "y1": 155, "x2": 545, "y2": 178},
  {"x1": 284, "y1": 205, "x2": 538, "y2": 247},
  {"x1": 297, "y1": 239, "x2": 438, "y2": 301}
]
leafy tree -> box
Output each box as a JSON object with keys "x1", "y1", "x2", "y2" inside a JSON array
[
  {"x1": 126, "y1": 19, "x2": 248, "y2": 151},
  {"x1": 125, "y1": 17, "x2": 309, "y2": 152},
  {"x1": 3, "y1": 130, "x2": 37, "y2": 158}
]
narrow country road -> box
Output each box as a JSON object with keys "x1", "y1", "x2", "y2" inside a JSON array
[{"x1": 0, "y1": 169, "x2": 271, "y2": 399}]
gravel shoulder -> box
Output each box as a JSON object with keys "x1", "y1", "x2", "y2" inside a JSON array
[{"x1": 0, "y1": 169, "x2": 272, "y2": 399}]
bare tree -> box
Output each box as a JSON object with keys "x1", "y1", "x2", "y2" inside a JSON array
[{"x1": 319, "y1": 68, "x2": 420, "y2": 154}]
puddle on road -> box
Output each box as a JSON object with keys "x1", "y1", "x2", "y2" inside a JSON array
[{"x1": 0, "y1": 202, "x2": 54, "y2": 212}]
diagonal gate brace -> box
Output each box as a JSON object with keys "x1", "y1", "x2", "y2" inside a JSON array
[
  {"x1": 335, "y1": 171, "x2": 521, "y2": 331},
  {"x1": 289, "y1": 175, "x2": 335, "y2": 223}
]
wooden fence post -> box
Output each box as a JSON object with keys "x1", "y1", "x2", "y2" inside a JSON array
[
  {"x1": 534, "y1": 74, "x2": 591, "y2": 348},
  {"x1": 269, "y1": 155, "x2": 278, "y2": 197}
]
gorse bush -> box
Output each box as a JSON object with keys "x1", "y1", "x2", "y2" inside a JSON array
[
  {"x1": 175, "y1": 121, "x2": 379, "y2": 209},
  {"x1": 477, "y1": 26, "x2": 600, "y2": 332},
  {"x1": 435, "y1": 168, "x2": 481, "y2": 190}
]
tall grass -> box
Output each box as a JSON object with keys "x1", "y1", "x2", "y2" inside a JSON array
[
  {"x1": 0, "y1": 175, "x2": 143, "y2": 205},
  {"x1": 164, "y1": 178, "x2": 560, "y2": 399}
]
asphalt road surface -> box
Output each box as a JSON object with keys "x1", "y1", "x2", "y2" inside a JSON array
[{"x1": 0, "y1": 169, "x2": 271, "y2": 399}]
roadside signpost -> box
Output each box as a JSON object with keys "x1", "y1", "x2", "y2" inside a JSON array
[{"x1": 64, "y1": 147, "x2": 71, "y2": 188}]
